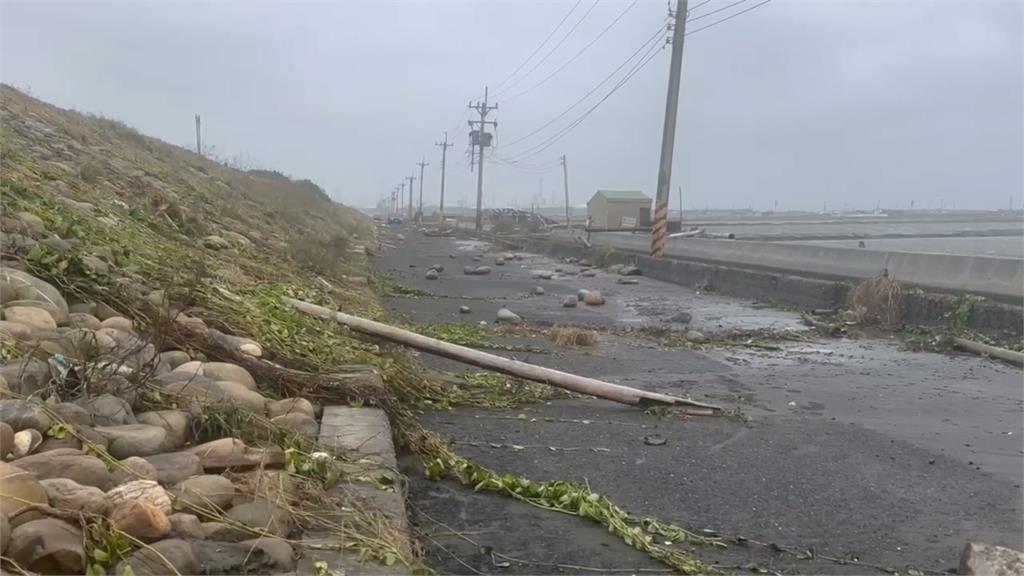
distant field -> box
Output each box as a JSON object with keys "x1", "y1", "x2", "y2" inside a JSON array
[{"x1": 780, "y1": 236, "x2": 1023, "y2": 258}]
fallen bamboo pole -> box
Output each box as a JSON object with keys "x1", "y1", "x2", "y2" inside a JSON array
[
  {"x1": 285, "y1": 298, "x2": 722, "y2": 414},
  {"x1": 952, "y1": 337, "x2": 1024, "y2": 367}
]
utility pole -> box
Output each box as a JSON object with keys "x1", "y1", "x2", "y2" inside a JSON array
[
  {"x1": 400, "y1": 182, "x2": 406, "y2": 219},
  {"x1": 677, "y1": 185, "x2": 683, "y2": 224},
  {"x1": 194, "y1": 114, "x2": 202, "y2": 155},
  {"x1": 416, "y1": 157, "x2": 429, "y2": 222},
  {"x1": 560, "y1": 155, "x2": 571, "y2": 228},
  {"x1": 406, "y1": 174, "x2": 416, "y2": 219},
  {"x1": 435, "y1": 132, "x2": 454, "y2": 224},
  {"x1": 469, "y1": 86, "x2": 498, "y2": 231},
  {"x1": 650, "y1": 0, "x2": 688, "y2": 258}
]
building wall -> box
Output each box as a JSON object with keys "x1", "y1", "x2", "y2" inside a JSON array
[{"x1": 587, "y1": 196, "x2": 610, "y2": 227}]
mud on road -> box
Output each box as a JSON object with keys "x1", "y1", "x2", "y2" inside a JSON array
[{"x1": 377, "y1": 228, "x2": 1023, "y2": 575}]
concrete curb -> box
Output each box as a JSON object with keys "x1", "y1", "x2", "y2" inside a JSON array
[{"x1": 295, "y1": 405, "x2": 411, "y2": 574}]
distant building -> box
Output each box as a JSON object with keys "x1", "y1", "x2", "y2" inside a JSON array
[{"x1": 586, "y1": 190, "x2": 652, "y2": 228}]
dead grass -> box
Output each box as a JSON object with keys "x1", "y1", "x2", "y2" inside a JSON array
[
  {"x1": 848, "y1": 271, "x2": 903, "y2": 325},
  {"x1": 550, "y1": 325, "x2": 598, "y2": 347}
]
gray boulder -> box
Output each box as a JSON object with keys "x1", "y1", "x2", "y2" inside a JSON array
[
  {"x1": 76, "y1": 394, "x2": 135, "y2": 426},
  {"x1": 226, "y1": 498, "x2": 292, "y2": 537},
  {"x1": 270, "y1": 413, "x2": 319, "y2": 437},
  {"x1": 959, "y1": 542, "x2": 1024, "y2": 575},
  {"x1": 496, "y1": 307, "x2": 522, "y2": 324},
  {"x1": 116, "y1": 538, "x2": 198, "y2": 576},
  {"x1": 40, "y1": 478, "x2": 110, "y2": 516},
  {"x1": 16, "y1": 448, "x2": 112, "y2": 489},
  {"x1": 142, "y1": 452, "x2": 204, "y2": 485},
  {"x1": 0, "y1": 268, "x2": 68, "y2": 322},
  {"x1": 201, "y1": 362, "x2": 256, "y2": 390},
  {"x1": 0, "y1": 399, "x2": 52, "y2": 432},
  {"x1": 170, "y1": 474, "x2": 236, "y2": 511},
  {"x1": 94, "y1": 424, "x2": 167, "y2": 459},
  {"x1": 8, "y1": 518, "x2": 85, "y2": 574},
  {"x1": 135, "y1": 410, "x2": 191, "y2": 451}
]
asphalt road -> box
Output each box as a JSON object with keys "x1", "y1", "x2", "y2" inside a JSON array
[{"x1": 378, "y1": 228, "x2": 1023, "y2": 575}]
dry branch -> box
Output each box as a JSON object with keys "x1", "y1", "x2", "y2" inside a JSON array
[{"x1": 953, "y1": 337, "x2": 1024, "y2": 367}]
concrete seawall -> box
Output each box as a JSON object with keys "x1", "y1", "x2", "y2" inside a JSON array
[
  {"x1": 551, "y1": 230, "x2": 1024, "y2": 304},
  {"x1": 508, "y1": 232, "x2": 1023, "y2": 338}
]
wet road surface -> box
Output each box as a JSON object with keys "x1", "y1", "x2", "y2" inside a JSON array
[{"x1": 377, "y1": 228, "x2": 1023, "y2": 575}]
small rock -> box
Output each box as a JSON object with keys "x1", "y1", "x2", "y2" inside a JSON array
[
  {"x1": 449, "y1": 253, "x2": 456, "y2": 259},
  {"x1": 205, "y1": 380, "x2": 268, "y2": 413},
  {"x1": 94, "y1": 424, "x2": 167, "y2": 458},
  {"x1": 533, "y1": 286, "x2": 545, "y2": 295},
  {"x1": 240, "y1": 538, "x2": 296, "y2": 571},
  {"x1": 667, "y1": 311, "x2": 692, "y2": 324},
  {"x1": 40, "y1": 478, "x2": 110, "y2": 516},
  {"x1": 495, "y1": 257, "x2": 505, "y2": 265},
  {"x1": 0, "y1": 320, "x2": 31, "y2": 340},
  {"x1": 76, "y1": 393, "x2": 135, "y2": 426},
  {"x1": 533, "y1": 271, "x2": 554, "y2": 280},
  {"x1": 0, "y1": 421, "x2": 13, "y2": 458},
  {"x1": 135, "y1": 410, "x2": 192, "y2": 451},
  {"x1": 110, "y1": 499, "x2": 171, "y2": 542},
  {"x1": 15, "y1": 449, "x2": 112, "y2": 489},
  {"x1": 583, "y1": 291, "x2": 605, "y2": 306},
  {"x1": 8, "y1": 518, "x2": 85, "y2": 574},
  {"x1": 185, "y1": 437, "x2": 283, "y2": 470},
  {"x1": 201, "y1": 235, "x2": 231, "y2": 250},
  {"x1": 201, "y1": 362, "x2": 256, "y2": 390},
  {"x1": 171, "y1": 360, "x2": 204, "y2": 376},
  {"x1": 170, "y1": 474, "x2": 236, "y2": 510},
  {"x1": 472, "y1": 255, "x2": 481, "y2": 262},
  {"x1": 67, "y1": 312, "x2": 101, "y2": 330},
  {"x1": 643, "y1": 434, "x2": 667, "y2": 446},
  {"x1": 142, "y1": 452, "x2": 204, "y2": 485},
  {"x1": 200, "y1": 521, "x2": 251, "y2": 542},
  {"x1": 0, "y1": 268, "x2": 69, "y2": 321},
  {"x1": 428, "y1": 264, "x2": 445, "y2": 273},
  {"x1": 168, "y1": 513, "x2": 205, "y2": 540},
  {"x1": 496, "y1": 307, "x2": 522, "y2": 324},
  {"x1": 99, "y1": 315, "x2": 134, "y2": 332},
  {"x1": 159, "y1": 350, "x2": 191, "y2": 370},
  {"x1": 14, "y1": 212, "x2": 46, "y2": 236},
  {"x1": 684, "y1": 330, "x2": 708, "y2": 344},
  {"x1": 1, "y1": 306, "x2": 56, "y2": 332},
  {"x1": 192, "y1": 539, "x2": 277, "y2": 570},
  {"x1": 463, "y1": 266, "x2": 475, "y2": 275},
  {"x1": 4, "y1": 300, "x2": 66, "y2": 326},
  {"x1": 616, "y1": 277, "x2": 639, "y2": 285},
  {"x1": 959, "y1": 542, "x2": 1024, "y2": 575},
  {"x1": 110, "y1": 456, "x2": 159, "y2": 485},
  {"x1": 107, "y1": 479, "x2": 172, "y2": 514},
  {"x1": 576, "y1": 289, "x2": 589, "y2": 301},
  {"x1": 11, "y1": 428, "x2": 42, "y2": 458},
  {"x1": 0, "y1": 461, "x2": 49, "y2": 526},
  {"x1": 226, "y1": 498, "x2": 292, "y2": 537},
  {"x1": 267, "y1": 397, "x2": 316, "y2": 419},
  {"x1": 474, "y1": 266, "x2": 492, "y2": 275},
  {"x1": 459, "y1": 305, "x2": 471, "y2": 314},
  {"x1": 116, "y1": 538, "x2": 198, "y2": 576},
  {"x1": 270, "y1": 412, "x2": 318, "y2": 436},
  {"x1": 51, "y1": 402, "x2": 93, "y2": 425},
  {"x1": 562, "y1": 296, "x2": 578, "y2": 308},
  {"x1": 620, "y1": 265, "x2": 642, "y2": 276},
  {"x1": 425, "y1": 269, "x2": 439, "y2": 280},
  {"x1": 0, "y1": 398, "x2": 52, "y2": 432}
]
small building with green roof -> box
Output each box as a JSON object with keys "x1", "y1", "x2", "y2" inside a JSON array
[{"x1": 586, "y1": 190, "x2": 652, "y2": 228}]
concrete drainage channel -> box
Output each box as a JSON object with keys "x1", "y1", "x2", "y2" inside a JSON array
[{"x1": 302, "y1": 406, "x2": 411, "y2": 575}]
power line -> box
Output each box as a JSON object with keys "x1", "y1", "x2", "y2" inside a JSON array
[
  {"x1": 499, "y1": 22, "x2": 667, "y2": 150},
  {"x1": 503, "y1": 0, "x2": 639, "y2": 103},
  {"x1": 493, "y1": 0, "x2": 602, "y2": 97},
  {"x1": 501, "y1": 37, "x2": 666, "y2": 163},
  {"x1": 687, "y1": 0, "x2": 714, "y2": 13},
  {"x1": 686, "y1": 0, "x2": 772, "y2": 35},
  {"x1": 686, "y1": 0, "x2": 749, "y2": 23},
  {"x1": 491, "y1": 0, "x2": 583, "y2": 93}
]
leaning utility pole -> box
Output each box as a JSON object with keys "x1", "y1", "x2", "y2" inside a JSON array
[
  {"x1": 416, "y1": 157, "x2": 429, "y2": 222},
  {"x1": 194, "y1": 114, "x2": 202, "y2": 155},
  {"x1": 399, "y1": 182, "x2": 406, "y2": 219},
  {"x1": 435, "y1": 132, "x2": 454, "y2": 224},
  {"x1": 560, "y1": 155, "x2": 571, "y2": 228},
  {"x1": 651, "y1": 0, "x2": 688, "y2": 258},
  {"x1": 406, "y1": 174, "x2": 416, "y2": 219},
  {"x1": 469, "y1": 87, "x2": 498, "y2": 231}
]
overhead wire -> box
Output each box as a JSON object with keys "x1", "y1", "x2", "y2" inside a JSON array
[
  {"x1": 498, "y1": 21, "x2": 668, "y2": 150},
  {"x1": 500, "y1": 34, "x2": 667, "y2": 163},
  {"x1": 686, "y1": 0, "x2": 772, "y2": 35},
  {"x1": 685, "y1": 0, "x2": 750, "y2": 23},
  {"x1": 491, "y1": 0, "x2": 584, "y2": 94},
  {"x1": 502, "y1": 0, "x2": 639, "y2": 103},
  {"x1": 492, "y1": 0, "x2": 602, "y2": 97}
]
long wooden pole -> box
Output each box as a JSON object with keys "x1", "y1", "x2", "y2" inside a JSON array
[
  {"x1": 285, "y1": 298, "x2": 721, "y2": 413},
  {"x1": 953, "y1": 337, "x2": 1024, "y2": 366}
]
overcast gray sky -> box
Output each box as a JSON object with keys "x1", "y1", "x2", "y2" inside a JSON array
[{"x1": 2, "y1": 0, "x2": 1021, "y2": 211}]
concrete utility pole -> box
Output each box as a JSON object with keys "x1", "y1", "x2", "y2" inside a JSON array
[
  {"x1": 469, "y1": 86, "x2": 498, "y2": 231},
  {"x1": 194, "y1": 114, "x2": 202, "y2": 155},
  {"x1": 400, "y1": 182, "x2": 406, "y2": 219},
  {"x1": 435, "y1": 132, "x2": 454, "y2": 224},
  {"x1": 406, "y1": 174, "x2": 416, "y2": 219},
  {"x1": 416, "y1": 157, "x2": 429, "y2": 222},
  {"x1": 651, "y1": 0, "x2": 688, "y2": 258},
  {"x1": 560, "y1": 155, "x2": 571, "y2": 228}
]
